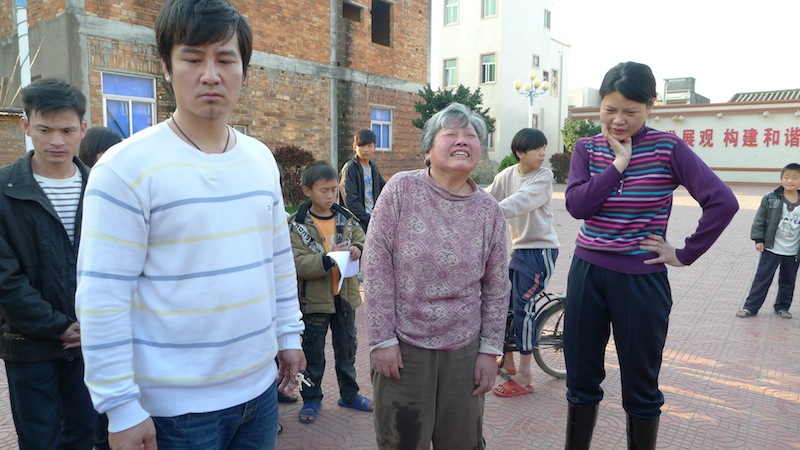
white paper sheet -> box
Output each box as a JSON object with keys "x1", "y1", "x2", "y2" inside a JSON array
[{"x1": 327, "y1": 251, "x2": 360, "y2": 291}]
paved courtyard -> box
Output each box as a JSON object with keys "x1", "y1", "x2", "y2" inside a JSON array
[{"x1": 0, "y1": 183, "x2": 798, "y2": 449}]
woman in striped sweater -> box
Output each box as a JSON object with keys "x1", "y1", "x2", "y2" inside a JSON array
[{"x1": 562, "y1": 62, "x2": 739, "y2": 449}]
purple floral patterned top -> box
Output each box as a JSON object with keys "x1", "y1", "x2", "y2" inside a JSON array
[{"x1": 362, "y1": 169, "x2": 510, "y2": 354}]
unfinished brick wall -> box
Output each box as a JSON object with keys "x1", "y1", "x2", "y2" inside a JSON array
[
  {"x1": 85, "y1": 0, "x2": 159, "y2": 27},
  {"x1": 0, "y1": 112, "x2": 25, "y2": 167},
  {"x1": 0, "y1": 0, "x2": 15, "y2": 39},
  {"x1": 340, "y1": 82, "x2": 425, "y2": 177},
  {"x1": 26, "y1": 0, "x2": 66, "y2": 26},
  {"x1": 15, "y1": 1, "x2": 428, "y2": 179},
  {"x1": 336, "y1": 0, "x2": 428, "y2": 83}
]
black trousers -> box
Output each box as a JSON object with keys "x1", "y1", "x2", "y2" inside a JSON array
[
  {"x1": 5, "y1": 357, "x2": 97, "y2": 450},
  {"x1": 300, "y1": 306, "x2": 359, "y2": 405},
  {"x1": 564, "y1": 256, "x2": 672, "y2": 419},
  {"x1": 743, "y1": 250, "x2": 798, "y2": 314}
]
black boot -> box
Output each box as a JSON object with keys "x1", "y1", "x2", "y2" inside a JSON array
[
  {"x1": 565, "y1": 403, "x2": 598, "y2": 449},
  {"x1": 626, "y1": 414, "x2": 659, "y2": 449}
]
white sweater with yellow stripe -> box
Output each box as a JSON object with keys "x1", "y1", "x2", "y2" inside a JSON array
[{"x1": 76, "y1": 122, "x2": 303, "y2": 433}]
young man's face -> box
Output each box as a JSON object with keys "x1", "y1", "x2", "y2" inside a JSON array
[
  {"x1": 355, "y1": 142, "x2": 375, "y2": 162},
  {"x1": 781, "y1": 169, "x2": 800, "y2": 193},
  {"x1": 517, "y1": 145, "x2": 547, "y2": 172},
  {"x1": 163, "y1": 33, "x2": 245, "y2": 122},
  {"x1": 303, "y1": 178, "x2": 338, "y2": 215},
  {"x1": 21, "y1": 109, "x2": 87, "y2": 174}
]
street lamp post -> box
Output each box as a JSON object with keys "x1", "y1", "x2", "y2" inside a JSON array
[{"x1": 514, "y1": 70, "x2": 550, "y2": 128}]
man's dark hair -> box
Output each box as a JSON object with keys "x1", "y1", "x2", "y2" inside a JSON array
[
  {"x1": 301, "y1": 161, "x2": 338, "y2": 188},
  {"x1": 510, "y1": 128, "x2": 548, "y2": 162},
  {"x1": 781, "y1": 163, "x2": 800, "y2": 176},
  {"x1": 353, "y1": 129, "x2": 377, "y2": 147},
  {"x1": 20, "y1": 78, "x2": 86, "y2": 121},
  {"x1": 155, "y1": 0, "x2": 253, "y2": 77}
]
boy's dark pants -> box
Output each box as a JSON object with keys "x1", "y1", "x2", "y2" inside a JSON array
[
  {"x1": 564, "y1": 257, "x2": 672, "y2": 419},
  {"x1": 743, "y1": 250, "x2": 799, "y2": 314},
  {"x1": 301, "y1": 301, "x2": 359, "y2": 405}
]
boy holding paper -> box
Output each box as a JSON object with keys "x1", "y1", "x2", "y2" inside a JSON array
[{"x1": 289, "y1": 161, "x2": 371, "y2": 424}]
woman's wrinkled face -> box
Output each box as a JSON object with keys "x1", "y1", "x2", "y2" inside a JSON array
[
  {"x1": 599, "y1": 91, "x2": 651, "y2": 141},
  {"x1": 427, "y1": 124, "x2": 481, "y2": 175}
]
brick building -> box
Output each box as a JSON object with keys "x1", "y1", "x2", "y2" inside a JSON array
[
  {"x1": 0, "y1": 108, "x2": 23, "y2": 166},
  {"x1": 0, "y1": 0, "x2": 429, "y2": 176}
]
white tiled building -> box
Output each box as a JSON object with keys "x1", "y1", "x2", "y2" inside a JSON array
[
  {"x1": 570, "y1": 90, "x2": 800, "y2": 184},
  {"x1": 430, "y1": 0, "x2": 570, "y2": 164}
]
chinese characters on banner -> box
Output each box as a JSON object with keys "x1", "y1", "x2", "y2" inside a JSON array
[{"x1": 664, "y1": 127, "x2": 800, "y2": 148}]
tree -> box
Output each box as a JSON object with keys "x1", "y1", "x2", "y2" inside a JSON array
[
  {"x1": 413, "y1": 85, "x2": 498, "y2": 184},
  {"x1": 561, "y1": 119, "x2": 601, "y2": 153},
  {"x1": 497, "y1": 154, "x2": 517, "y2": 173},
  {"x1": 413, "y1": 85, "x2": 495, "y2": 133},
  {"x1": 549, "y1": 153, "x2": 571, "y2": 184},
  {"x1": 273, "y1": 144, "x2": 316, "y2": 208}
]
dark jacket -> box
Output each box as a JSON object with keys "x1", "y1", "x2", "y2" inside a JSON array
[
  {"x1": 338, "y1": 156, "x2": 385, "y2": 230},
  {"x1": 289, "y1": 202, "x2": 365, "y2": 315},
  {"x1": 751, "y1": 186, "x2": 800, "y2": 260},
  {"x1": 0, "y1": 151, "x2": 90, "y2": 362}
]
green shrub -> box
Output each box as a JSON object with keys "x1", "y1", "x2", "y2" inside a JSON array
[
  {"x1": 549, "y1": 152, "x2": 571, "y2": 184},
  {"x1": 497, "y1": 154, "x2": 517, "y2": 173},
  {"x1": 273, "y1": 144, "x2": 316, "y2": 207}
]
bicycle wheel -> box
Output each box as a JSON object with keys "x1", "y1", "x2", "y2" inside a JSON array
[{"x1": 533, "y1": 299, "x2": 566, "y2": 379}]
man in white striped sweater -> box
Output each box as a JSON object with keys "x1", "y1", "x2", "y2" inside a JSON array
[
  {"x1": 0, "y1": 78, "x2": 95, "y2": 449},
  {"x1": 76, "y1": 1, "x2": 306, "y2": 449}
]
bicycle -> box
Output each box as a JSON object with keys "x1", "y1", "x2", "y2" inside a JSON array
[{"x1": 499, "y1": 291, "x2": 566, "y2": 379}]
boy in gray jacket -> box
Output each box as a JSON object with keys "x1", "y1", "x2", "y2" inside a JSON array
[{"x1": 738, "y1": 162, "x2": 800, "y2": 319}]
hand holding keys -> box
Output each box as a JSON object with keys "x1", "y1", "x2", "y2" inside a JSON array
[{"x1": 292, "y1": 370, "x2": 314, "y2": 391}]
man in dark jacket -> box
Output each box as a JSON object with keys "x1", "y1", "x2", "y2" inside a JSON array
[
  {"x1": 338, "y1": 129, "x2": 386, "y2": 231},
  {"x1": 0, "y1": 78, "x2": 96, "y2": 449}
]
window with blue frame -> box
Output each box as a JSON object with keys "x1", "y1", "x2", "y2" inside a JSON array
[
  {"x1": 102, "y1": 73, "x2": 156, "y2": 139},
  {"x1": 370, "y1": 107, "x2": 392, "y2": 151}
]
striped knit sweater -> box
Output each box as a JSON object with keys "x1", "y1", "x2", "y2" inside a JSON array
[
  {"x1": 76, "y1": 122, "x2": 304, "y2": 433},
  {"x1": 565, "y1": 126, "x2": 739, "y2": 274}
]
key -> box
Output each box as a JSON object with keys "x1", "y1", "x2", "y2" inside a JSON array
[{"x1": 295, "y1": 371, "x2": 313, "y2": 391}]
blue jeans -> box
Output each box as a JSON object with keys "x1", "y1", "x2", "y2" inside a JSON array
[
  {"x1": 743, "y1": 250, "x2": 799, "y2": 314},
  {"x1": 4, "y1": 357, "x2": 97, "y2": 450},
  {"x1": 301, "y1": 307, "x2": 360, "y2": 405},
  {"x1": 152, "y1": 381, "x2": 278, "y2": 450}
]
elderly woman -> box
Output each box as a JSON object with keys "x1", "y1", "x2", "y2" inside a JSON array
[{"x1": 362, "y1": 103, "x2": 510, "y2": 449}]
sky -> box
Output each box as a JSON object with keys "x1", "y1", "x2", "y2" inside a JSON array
[{"x1": 549, "y1": 0, "x2": 800, "y2": 103}]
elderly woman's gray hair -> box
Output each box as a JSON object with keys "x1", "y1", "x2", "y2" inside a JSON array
[{"x1": 420, "y1": 103, "x2": 488, "y2": 159}]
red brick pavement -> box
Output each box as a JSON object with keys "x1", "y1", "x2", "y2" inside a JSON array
[{"x1": 1, "y1": 184, "x2": 798, "y2": 449}]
